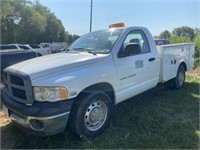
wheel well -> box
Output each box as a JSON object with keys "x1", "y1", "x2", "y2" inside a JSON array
[
  {"x1": 77, "y1": 83, "x2": 115, "y2": 105},
  {"x1": 180, "y1": 62, "x2": 187, "y2": 71}
]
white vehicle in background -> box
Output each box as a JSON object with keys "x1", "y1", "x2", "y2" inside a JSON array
[
  {"x1": 28, "y1": 44, "x2": 51, "y2": 56},
  {"x1": 9, "y1": 44, "x2": 50, "y2": 56},
  {"x1": 12, "y1": 44, "x2": 32, "y2": 51},
  {"x1": 40, "y1": 42, "x2": 67, "y2": 53},
  {"x1": 1, "y1": 44, "x2": 24, "y2": 53},
  {"x1": 51, "y1": 42, "x2": 67, "y2": 53}
]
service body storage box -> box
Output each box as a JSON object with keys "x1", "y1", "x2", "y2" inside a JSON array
[{"x1": 157, "y1": 43, "x2": 194, "y2": 83}]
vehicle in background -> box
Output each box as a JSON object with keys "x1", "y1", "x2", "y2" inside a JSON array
[
  {"x1": 9, "y1": 44, "x2": 32, "y2": 51},
  {"x1": 40, "y1": 43, "x2": 51, "y2": 49},
  {"x1": 9, "y1": 44, "x2": 50, "y2": 56},
  {"x1": 0, "y1": 45, "x2": 38, "y2": 81},
  {"x1": 40, "y1": 42, "x2": 67, "y2": 53},
  {"x1": 51, "y1": 42, "x2": 67, "y2": 53},
  {"x1": 29, "y1": 44, "x2": 41, "y2": 49},
  {"x1": 18, "y1": 45, "x2": 32, "y2": 51},
  {"x1": 28, "y1": 44, "x2": 51, "y2": 56},
  {"x1": 59, "y1": 46, "x2": 69, "y2": 52},
  {"x1": 0, "y1": 45, "x2": 23, "y2": 53},
  {"x1": 155, "y1": 39, "x2": 170, "y2": 45}
]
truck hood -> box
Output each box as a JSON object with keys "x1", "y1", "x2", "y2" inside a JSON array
[{"x1": 8, "y1": 52, "x2": 106, "y2": 80}]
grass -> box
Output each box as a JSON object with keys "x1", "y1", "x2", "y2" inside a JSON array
[{"x1": 0, "y1": 75, "x2": 199, "y2": 149}]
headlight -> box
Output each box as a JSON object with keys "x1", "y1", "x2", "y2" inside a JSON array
[{"x1": 33, "y1": 87, "x2": 68, "y2": 102}]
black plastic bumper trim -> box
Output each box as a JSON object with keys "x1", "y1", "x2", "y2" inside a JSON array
[{"x1": 2, "y1": 88, "x2": 74, "y2": 117}]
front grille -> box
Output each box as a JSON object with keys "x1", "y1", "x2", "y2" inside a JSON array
[
  {"x1": 3, "y1": 72, "x2": 7, "y2": 80},
  {"x1": 12, "y1": 87, "x2": 27, "y2": 99},
  {"x1": 10, "y1": 75, "x2": 24, "y2": 86},
  {"x1": 3, "y1": 69, "x2": 34, "y2": 104}
]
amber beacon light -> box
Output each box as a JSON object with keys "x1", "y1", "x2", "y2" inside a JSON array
[{"x1": 109, "y1": 22, "x2": 125, "y2": 28}]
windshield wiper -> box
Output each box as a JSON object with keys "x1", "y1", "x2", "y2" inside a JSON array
[
  {"x1": 72, "y1": 48, "x2": 97, "y2": 55},
  {"x1": 84, "y1": 50, "x2": 97, "y2": 55}
]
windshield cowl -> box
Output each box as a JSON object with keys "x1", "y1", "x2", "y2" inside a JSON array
[{"x1": 65, "y1": 49, "x2": 97, "y2": 55}]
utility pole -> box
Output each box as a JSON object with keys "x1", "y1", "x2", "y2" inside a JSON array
[{"x1": 90, "y1": 0, "x2": 93, "y2": 32}]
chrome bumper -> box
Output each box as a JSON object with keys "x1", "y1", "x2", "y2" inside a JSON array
[{"x1": 3, "y1": 104, "x2": 70, "y2": 136}]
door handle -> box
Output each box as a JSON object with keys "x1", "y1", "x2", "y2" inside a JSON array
[{"x1": 148, "y1": 57, "x2": 155, "y2": 62}]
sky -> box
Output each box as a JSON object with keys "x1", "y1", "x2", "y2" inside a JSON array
[{"x1": 37, "y1": 0, "x2": 199, "y2": 36}]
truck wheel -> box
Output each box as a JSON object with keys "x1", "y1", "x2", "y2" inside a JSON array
[
  {"x1": 69, "y1": 92, "x2": 113, "y2": 138},
  {"x1": 172, "y1": 65, "x2": 185, "y2": 89}
]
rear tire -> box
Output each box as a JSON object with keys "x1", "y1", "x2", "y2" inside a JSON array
[
  {"x1": 69, "y1": 91, "x2": 113, "y2": 138},
  {"x1": 172, "y1": 65, "x2": 185, "y2": 89}
]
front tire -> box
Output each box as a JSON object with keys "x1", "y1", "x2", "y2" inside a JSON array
[{"x1": 69, "y1": 92, "x2": 113, "y2": 138}]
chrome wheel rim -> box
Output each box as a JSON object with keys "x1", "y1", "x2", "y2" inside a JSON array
[{"x1": 84, "y1": 101, "x2": 107, "y2": 131}]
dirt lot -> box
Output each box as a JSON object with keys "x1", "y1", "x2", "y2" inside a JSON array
[
  {"x1": 187, "y1": 67, "x2": 200, "y2": 77},
  {"x1": 0, "y1": 111, "x2": 10, "y2": 126}
]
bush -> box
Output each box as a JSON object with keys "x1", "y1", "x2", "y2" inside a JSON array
[
  {"x1": 169, "y1": 36, "x2": 191, "y2": 44},
  {"x1": 194, "y1": 36, "x2": 200, "y2": 58}
]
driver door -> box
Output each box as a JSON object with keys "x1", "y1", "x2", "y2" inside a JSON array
[{"x1": 113, "y1": 29, "x2": 159, "y2": 102}]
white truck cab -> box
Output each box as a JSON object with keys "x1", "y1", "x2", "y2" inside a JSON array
[{"x1": 2, "y1": 26, "x2": 194, "y2": 137}]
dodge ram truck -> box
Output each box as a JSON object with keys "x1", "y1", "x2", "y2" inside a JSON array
[{"x1": 2, "y1": 26, "x2": 194, "y2": 137}]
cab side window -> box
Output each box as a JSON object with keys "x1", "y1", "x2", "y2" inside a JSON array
[{"x1": 119, "y1": 30, "x2": 150, "y2": 57}]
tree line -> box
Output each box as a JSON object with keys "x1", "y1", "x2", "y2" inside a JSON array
[
  {"x1": 155, "y1": 26, "x2": 200, "y2": 57},
  {"x1": 0, "y1": 0, "x2": 79, "y2": 44},
  {"x1": 1, "y1": 0, "x2": 199, "y2": 58}
]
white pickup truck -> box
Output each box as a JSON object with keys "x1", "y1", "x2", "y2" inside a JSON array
[{"x1": 2, "y1": 26, "x2": 194, "y2": 137}]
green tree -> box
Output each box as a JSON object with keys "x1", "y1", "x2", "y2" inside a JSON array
[
  {"x1": 169, "y1": 36, "x2": 191, "y2": 44},
  {"x1": 58, "y1": 26, "x2": 67, "y2": 42},
  {"x1": 172, "y1": 26, "x2": 195, "y2": 40},
  {"x1": 0, "y1": 0, "x2": 22, "y2": 43},
  {"x1": 17, "y1": 6, "x2": 47, "y2": 43},
  {"x1": 44, "y1": 14, "x2": 61, "y2": 42},
  {"x1": 33, "y1": 0, "x2": 50, "y2": 15},
  {"x1": 194, "y1": 36, "x2": 200, "y2": 58},
  {"x1": 194, "y1": 28, "x2": 200, "y2": 58},
  {"x1": 194, "y1": 28, "x2": 200, "y2": 35},
  {"x1": 66, "y1": 32, "x2": 80, "y2": 45},
  {"x1": 0, "y1": 0, "x2": 68, "y2": 44},
  {"x1": 159, "y1": 30, "x2": 171, "y2": 39}
]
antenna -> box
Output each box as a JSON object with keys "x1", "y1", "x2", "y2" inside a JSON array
[
  {"x1": 90, "y1": 0, "x2": 93, "y2": 32},
  {"x1": 108, "y1": 0, "x2": 110, "y2": 26}
]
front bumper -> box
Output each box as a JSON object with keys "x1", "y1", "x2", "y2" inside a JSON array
[{"x1": 2, "y1": 89, "x2": 74, "y2": 136}]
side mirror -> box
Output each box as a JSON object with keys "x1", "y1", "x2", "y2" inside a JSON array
[{"x1": 124, "y1": 43, "x2": 141, "y2": 56}]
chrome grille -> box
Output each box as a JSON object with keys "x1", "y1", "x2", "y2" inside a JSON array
[{"x1": 3, "y1": 69, "x2": 34, "y2": 105}]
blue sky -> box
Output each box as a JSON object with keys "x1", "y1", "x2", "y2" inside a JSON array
[{"x1": 37, "y1": 0, "x2": 199, "y2": 36}]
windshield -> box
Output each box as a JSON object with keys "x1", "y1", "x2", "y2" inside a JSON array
[{"x1": 68, "y1": 28, "x2": 123, "y2": 54}]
